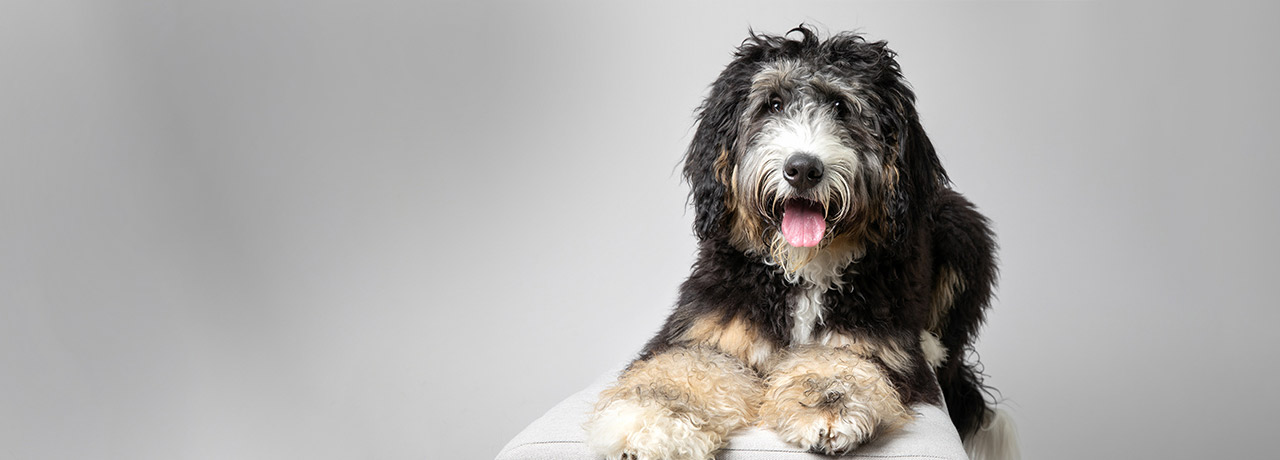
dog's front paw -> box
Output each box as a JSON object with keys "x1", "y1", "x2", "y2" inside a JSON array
[
  {"x1": 584, "y1": 398, "x2": 721, "y2": 460},
  {"x1": 760, "y1": 347, "x2": 914, "y2": 454},
  {"x1": 762, "y1": 376, "x2": 913, "y2": 454},
  {"x1": 768, "y1": 399, "x2": 878, "y2": 454}
]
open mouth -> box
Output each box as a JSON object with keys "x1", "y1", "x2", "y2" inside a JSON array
[{"x1": 780, "y1": 198, "x2": 826, "y2": 248}]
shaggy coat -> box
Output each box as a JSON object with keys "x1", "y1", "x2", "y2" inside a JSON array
[{"x1": 585, "y1": 27, "x2": 1006, "y2": 460}]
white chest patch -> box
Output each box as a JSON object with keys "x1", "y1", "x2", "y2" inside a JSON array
[
  {"x1": 781, "y1": 242, "x2": 860, "y2": 344},
  {"x1": 790, "y1": 285, "x2": 826, "y2": 344}
]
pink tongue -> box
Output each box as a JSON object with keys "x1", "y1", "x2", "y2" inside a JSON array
[{"x1": 781, "y1": 201, "x2": 826, "y2": 247}]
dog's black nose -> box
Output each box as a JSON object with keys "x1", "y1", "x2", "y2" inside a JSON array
[{"x1": 784, "y1": 154, "x2": 824, "y2": 192}]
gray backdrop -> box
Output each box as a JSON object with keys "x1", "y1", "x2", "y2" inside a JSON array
[{"x1": 2, "y1": 1, "x2": 1277, "y2": 459}]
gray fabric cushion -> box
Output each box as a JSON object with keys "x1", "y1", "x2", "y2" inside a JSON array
[{"x1": 497, "y1": 371, "x2": 968, "y2": 460}]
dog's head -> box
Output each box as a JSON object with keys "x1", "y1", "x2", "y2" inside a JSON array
[{"x1": 685, "y1": 26, "x2": 947, "y2": 267}]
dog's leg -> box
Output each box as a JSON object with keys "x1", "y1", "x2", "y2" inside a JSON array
[
  {"x1": 759, "y1": 345, "x2": 913, "y2": 455},
  {"x1": 584, "y1": 346, "x2": 762, "y2": 460}
]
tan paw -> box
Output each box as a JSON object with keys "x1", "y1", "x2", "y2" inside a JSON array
[
  {"x1": 584, "y1": 398, "x2": 721, "y2": 460},
  {"x1": 760, "y1": 346, "x2": 914, "y2": 454},
  {"x1": 770, "y1": 402, "x2": 877, "y2": 454}
]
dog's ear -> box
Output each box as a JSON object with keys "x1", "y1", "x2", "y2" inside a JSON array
[
  {"x1": 683, "y1": 53, "x2": 759, "y2": 241},
  {"x1": 830, "y1": 36, "x2": 949, "y2": 243},
  {"x1": 884, "y1": 110, "x2": 948, "y2": 242}
]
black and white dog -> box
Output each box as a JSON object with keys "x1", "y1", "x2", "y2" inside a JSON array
[{"x1": 585, "y1": 27, "x2": 1017, "y2": 459}]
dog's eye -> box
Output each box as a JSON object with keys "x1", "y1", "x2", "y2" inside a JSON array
[
  {"x1": 832, "y1": 99, "x2": 851, "y2": 118},
  {"x1": 768, "y1": 96, "x2": 784, "y2": 113}
]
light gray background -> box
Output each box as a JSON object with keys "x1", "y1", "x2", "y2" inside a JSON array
[{"x1": 2, "y1": 1, "x2": 1277, "y2": 459}]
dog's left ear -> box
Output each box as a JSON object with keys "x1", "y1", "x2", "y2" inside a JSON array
[
  {"x1": 683, "y1": 57, "x2": 757, "y2": 241},
  {"x1": 852, "y1": 40, "x2": 949, "y2": 243},
  {"x1": 888, "y1": 101, "x2": 949, "y2": 205}
]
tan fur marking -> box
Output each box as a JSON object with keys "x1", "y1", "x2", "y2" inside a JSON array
[
  {"x1": 726, "y1": 170, "x2": 767, "y2": 252},
  {"x1": 759, "y1": 346, "x2": 913, "y2": 454},
  {"x1": 928, "y1": 266, "x2": 965, "y2": 332},
  {"x1": 920, "y1": 331, "x2": 948, "y2": 369},
  {"x1": 713, "y1": 148, "x2": 735, "y2": 189},
  {"x1": 586, "y1": 347, "x2": 763, "y2": 460},
  {"x1": 718, "y1": 146, "x2": 768, "y2": 253},
  {"x1": 678, "y1": 316, "x2": 775, "y2": 369},
  {"x1": 861, "y1": 159, "x2": 898, "y2": 244},
  {"x1": 817, "y1": 331, "x2": 916, "y2": 375}
]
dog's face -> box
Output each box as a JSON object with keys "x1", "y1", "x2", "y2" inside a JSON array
[
  {"x1": 735, "y1": 60, "x2": 893, "y2": 251},
  {"x1": 685, "y1": 28, "x2": 944, "y2": 268}
]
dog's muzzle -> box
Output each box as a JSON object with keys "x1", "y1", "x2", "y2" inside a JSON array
[
  {"x1": 779, "y1": 153, "x2": 828, "y2": 248},
  {"x1": 783, "y1": 153, "x2": 824, "y2": 193}
]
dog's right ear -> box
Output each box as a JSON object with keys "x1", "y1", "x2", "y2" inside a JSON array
[{"x1": 683, "y1": 58, "x2": 756, "y2": 241}]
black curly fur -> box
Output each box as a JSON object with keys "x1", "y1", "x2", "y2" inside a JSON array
[{"x1": 643, "y1": 25, "x2": 1001, "y2": 441}]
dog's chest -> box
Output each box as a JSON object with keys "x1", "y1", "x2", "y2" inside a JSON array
[
  {"x1": 789, "y1": 285, "x2": 827, "y2": 344},
  {"x1": 775, "y1": 241, "x2": 859, "y2": 345}
]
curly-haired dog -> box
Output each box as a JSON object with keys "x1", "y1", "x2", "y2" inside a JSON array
[{"x1": 584, "y1": 27, "x2": 1018, "y2": 460}]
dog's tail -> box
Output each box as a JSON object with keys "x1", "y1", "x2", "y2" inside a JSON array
[
  {"x1": 938, "y1": 356, "x2": 1021, "y2": 460},
  {"x1": 963, "y1": 404, "x2": 1020, "y2": 460}
]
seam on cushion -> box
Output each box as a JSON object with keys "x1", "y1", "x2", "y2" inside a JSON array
[
  {"x1": 507, "y1": 440, "x2": 580, "y2": 447},
  {"x1": 501, "y1": 440, "x2": 958, "y2": 459},
  {"x1": 720, "y1": 448, "x2": 957, "y2": 459},
  {"x1": 498, "y1": 440, "x2": 581, "y2": 454}
]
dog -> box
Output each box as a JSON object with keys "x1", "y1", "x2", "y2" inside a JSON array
[{"x1": 584, "y1": 26, "x2": 1017, "y2": 460}]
